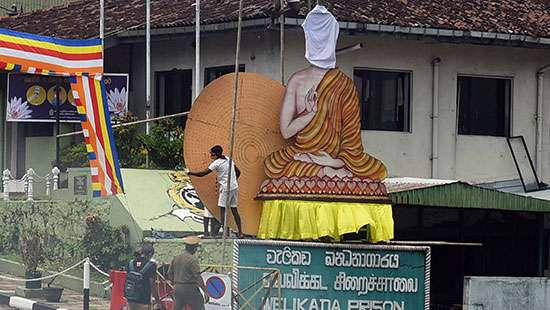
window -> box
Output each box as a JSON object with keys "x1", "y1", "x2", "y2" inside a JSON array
[
  {"x1": 354, "y1": 69, "x2": 411, "y2": 132},
  {"x1": 204, "y1": 65, "x2": 245, "y2": 86},
  {"x1": 23, "y1": 123, "x2": 54, "y2": 137},
  {"x1": 457, "y1": 76, "x2": 511, "y2": 137}
]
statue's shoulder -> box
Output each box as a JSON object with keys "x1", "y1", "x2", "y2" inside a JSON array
[
  {"x1": 288, "y1": 67, "x2": 330, "y2": 84},
  {"x1": 288, "y1": 68, "x2": 311, "y2": 82}
]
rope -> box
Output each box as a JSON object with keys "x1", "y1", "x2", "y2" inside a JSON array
[
  {"x1": 221, "y1": 0, "x2": 244, "y2": 268},
  {"x1": 57, "y1": 111, "x2": 190, "y2": 138},
  {"x1": 5, "y1": 172, "x2": 27, "y2": 181},
  {"x1": 32, "y1": 173, "x2": 52, "y2": 181},
  {"x1": 0, "y1": 258, "x2": 86, "y2": 282},
  {"x1": 88, "y1": 261, "x2": 110, "y2": 278},
  {"x1": 156, "y1": 271, "x2": 174, "y2": 290}
]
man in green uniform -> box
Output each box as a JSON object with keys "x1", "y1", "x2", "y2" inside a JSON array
[{"x1": 168, "y1": 236, "x2": 209, "y2": 310}]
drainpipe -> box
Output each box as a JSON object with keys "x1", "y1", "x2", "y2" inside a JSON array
[
  {"x1": 431, "y1": 57, "x2": 441, "y2": 179},
  {"x1": 536, "y1": 64, "x2": 550, "y2": 178},
  {"x1": 280, "y1": 0, "x2": 285, "y2": 84},
  {"x1": 195, "y1": 0, "x2": 201, "y2": 99}
]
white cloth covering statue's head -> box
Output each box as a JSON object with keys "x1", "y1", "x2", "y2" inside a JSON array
[{"x1": 302, "y1": 5, "x2": 339, "y2": 69}]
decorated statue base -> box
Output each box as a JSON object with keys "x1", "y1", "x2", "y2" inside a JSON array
[
  {"x1": 257, "y1": 176, "x2": 394, "y2": 243},
  {"x1": 257, "y1": 199, "x2": 393, "y2": 243},
  {"x1": 257, "y1": 176, "x2": 389, "y2": 202}
]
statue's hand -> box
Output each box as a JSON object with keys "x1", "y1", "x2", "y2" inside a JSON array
[
  {"x1": 305, "y1": 87, "x2": 318, "y2": 114},
  {"x1": 310, "y1": 151, "x2": 346, "y2": 169}
]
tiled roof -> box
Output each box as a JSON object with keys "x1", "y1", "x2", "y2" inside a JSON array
[
  {"x1": 1, "y1": 0, "x2": 550, "y2": 40},
  {"x1": 0, "y1": 0, "x2": 272, "y2": 39}
]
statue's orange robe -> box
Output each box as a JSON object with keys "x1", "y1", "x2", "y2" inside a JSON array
[{"x1": 264, "y1": 69, "x2": 387, "y2": 180}]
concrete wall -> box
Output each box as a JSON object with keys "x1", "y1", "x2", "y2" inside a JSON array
[
  {"x1": 52, "y1": 168, "x2": 144, "y2": 244},
  {"x1": 121, "y1": 29, "x2": 550, "y2": 183},
  {"x1": 463, "y1": 277, "x2": 550, "y2": 310}
]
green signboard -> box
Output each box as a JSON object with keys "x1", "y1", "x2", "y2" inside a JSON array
[{"x1": 234, "y1": 240, "x2": 430, "y2": 310}]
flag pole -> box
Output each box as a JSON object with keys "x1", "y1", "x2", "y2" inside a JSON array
[
  {"x1": 55, "y1": 82, "x2": 60, "y2": 166},
  {"x1": 145, "y1": 0, "x2": 151, "y2": 167},
  {"x1": 195, "y1": 0, "x2": 200, "y2": 100}
]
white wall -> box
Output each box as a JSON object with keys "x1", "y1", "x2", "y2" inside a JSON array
[
  {"x1": 122, "y1": 29, "x2": 550, "y2": 184},
  {"x1": 463, "y1": 277, "x2": 550, "y2": 310},
  {"x1": 128, "y1": 30, "x2": 283, "y2": 119}
]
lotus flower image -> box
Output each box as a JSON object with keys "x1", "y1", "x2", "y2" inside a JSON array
[
  {"x1": 107, "y1": 87, "x2": 127, "y2": 115},
  {"x1": 7, "y1": 97, "x2": 32, "y2": 120}
]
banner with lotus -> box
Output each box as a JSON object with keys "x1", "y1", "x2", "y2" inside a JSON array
[{"x1": 6, "y1": 72, "x2": 128, "y2": 122}]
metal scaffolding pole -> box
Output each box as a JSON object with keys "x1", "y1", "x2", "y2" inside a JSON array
[
  {"x1": 145, "y1": 0, "x2": 151, "y2": 167},
  {"x1": 221, "y1": 0, "x2": 244, "y2": 267}
]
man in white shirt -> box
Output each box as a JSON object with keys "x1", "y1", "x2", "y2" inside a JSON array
[{"x1": 188, "y1": 145, "x2": 243, "y2": 238}]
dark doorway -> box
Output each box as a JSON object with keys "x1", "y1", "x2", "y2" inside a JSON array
[{"x1": 155, "y1": 69, "x2": 192, "y2": 126}]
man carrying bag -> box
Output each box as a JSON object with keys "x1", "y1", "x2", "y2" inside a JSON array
[{"x1": 124, "y1": 244, "x2": 164, "y2": 310}]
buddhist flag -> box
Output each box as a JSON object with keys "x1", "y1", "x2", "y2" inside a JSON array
[
  {"x1": 70, "y1": 74, "x2": 124, "y2": 197},
  {"x1": 0, "y1": 28, "x2": 102, "y2": 76},
  {"x1": 0, "y1": 28, "x2": 123, "y2": 197}
]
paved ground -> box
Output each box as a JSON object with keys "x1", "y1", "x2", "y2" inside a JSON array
[{"x1": 0, "y1": 272, "x2": 111, "y2": 310}]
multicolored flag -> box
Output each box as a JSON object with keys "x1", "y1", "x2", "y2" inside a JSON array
[
  {"x1": 0, "y1": 28, "x2": 102, "y2": 76},
  {"x1": 0, "y1": 28, "x2": 123, "y2": 197},
  {"x1": 70, "y1": 74, "x2": 124, "y2": 197}
]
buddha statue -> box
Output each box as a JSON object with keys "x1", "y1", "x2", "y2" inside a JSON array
[
  {"x1": 258, "y1": 5, "x2": 387, "y2": 200},
  {"x1": 264, "y1": 66, "x2": 387, "y2": 181}
]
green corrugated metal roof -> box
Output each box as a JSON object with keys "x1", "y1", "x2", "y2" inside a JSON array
[{"x1": 390, "y1": 181, "x2": 550, "y2": 212}]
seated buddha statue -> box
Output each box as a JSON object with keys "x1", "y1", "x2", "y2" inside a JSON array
[
  {"x1": 259, "y1": 4, "x2": 387, "y2": 199},
  {"x1": 257, "y1": 5, "x2": 393, "y2": 243},
  {"x1": 263, "y1": 66, "x2": 387, "y2": 181}
]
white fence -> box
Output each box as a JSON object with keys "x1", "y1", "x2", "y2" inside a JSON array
[{"x1": 2, "y1": 167, "x2": 60, "y2": 201}]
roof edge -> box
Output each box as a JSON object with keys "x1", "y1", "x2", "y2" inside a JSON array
[
  {"x1": 390, "y1": 181, "x2": 550, "y2": 212},
  {"x1": 116, "y1": 17, "x2": 550, "y2": 47}
]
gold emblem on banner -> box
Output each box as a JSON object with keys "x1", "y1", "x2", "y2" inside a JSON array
[
  {"x1": 47, "y1": 86, "x2": 67, "y2": 106},
  {"x1": 67, "y1": 89, "x2": 75, "y2": 106},
  {"x1": 25, "y1": 85, "x2": 46, "y2": 106}
]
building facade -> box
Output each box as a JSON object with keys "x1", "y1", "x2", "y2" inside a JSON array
[{"x1": 113, "y1": 27, "x2": 550, "y2": 184}]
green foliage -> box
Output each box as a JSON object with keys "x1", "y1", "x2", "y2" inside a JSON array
[
  {"x1": 19, "y1": 230, "x2": 45, "y2": 273},
  {"x1": 60, "y1": 114, "x2": 183, "y2": 169},
  {"x1": 140, "y1": 118, "x2": 184, "y2": 170},
  {"x1": 81, "y1": 214, "x2": 131, "y2": 271},
  {"x1": 112, "y1": 114, "x2": 146, "y2": 168},
  {"x1": 0, "y1": 200, "x2": 131, "y2": 273},
  {"x1": 59, "y1": 142, "x2": 87, "y2": 168}
]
